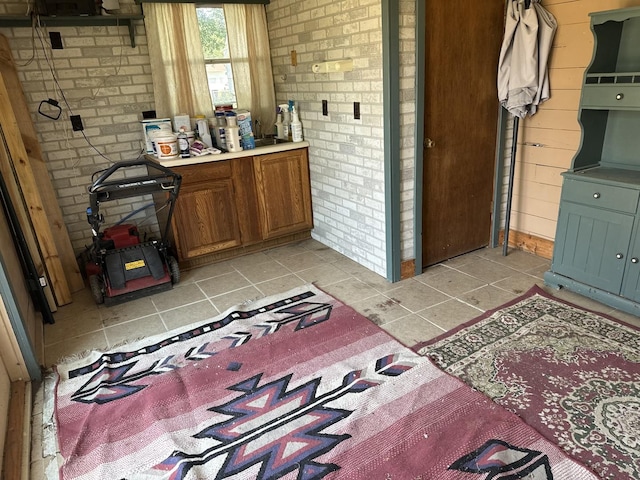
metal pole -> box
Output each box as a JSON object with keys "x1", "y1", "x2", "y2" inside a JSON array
[{"x1": 503, "y1": 115, "x2": 519, "y2": 256}]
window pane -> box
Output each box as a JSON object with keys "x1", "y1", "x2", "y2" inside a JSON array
[
  {"x1": 205, "y1": 63, "x2": 237, "y2": 107},
  {"x1": 197, "y1": 6, "x2": 236, "y2": 107}
]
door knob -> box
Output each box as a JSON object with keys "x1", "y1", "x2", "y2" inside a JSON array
[
  {"x1": 424, "y1": 138, "x2": 435, "y2": 149},
  {"x1": 616, "y1": 253, "x2": 624, "y2": 259}
]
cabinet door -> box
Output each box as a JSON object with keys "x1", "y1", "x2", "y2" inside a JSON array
[
  {"x1": 253, "y1": 149, "x2": 313, "y2": 239},
  {"x1": 172, "y1": 179, "x2": 242, "y2": 259},
  {"x1": 552, "y1": 202, "x2": 633, "y2": 293},
  {"x1": 621, "y1": 221, "x2": 640, "y2": 302}
]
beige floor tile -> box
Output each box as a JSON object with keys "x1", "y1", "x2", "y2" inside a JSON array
[
  {"x1": 380, "y1": 314, "x2": 445, "y2": 348},
  {"x1": 420, "y1": 268, "x2": 487, "y2": 297},
  {"x1": 256, "y1": 274, "x2": 307, "y2": 297},
  {"x1": 605, "y1": 308, "x2": 640, "y2": 328},
  {"x1": 234, "y1": 259, "x2": 292, "y2": 284},
  {"x1": 228, "y1": 251, "x2": 272, "y2": 268},
  {"x1": 455, "y1": 257, "x2": 520, "y2": 284},
  {"x1": 210, "y1": 286, "x2": 265, "y2": 313},
  {"x1": 418, "y1": 299, "x2": 483, "y2": 331},
  {"x1": 52, "y1": 288, "x2": 99, "y2": 321},
  {"x1": 198, "y1": 271, "x2": 252, "y2": 298},
  {"x1": 350, "y1": 294, "x2": 411, "y2": 326},
  {"x1": 322, "y1": 278, "x2": 379, "y2": 305},
  {"x1": 296, "y1": 263, "x2": 351, "y2": 287},
  {"x1": 104, "y1": 314, "x2": 166, "y2": 347},
  {"x1": 45, "y1": 330, "x2": 109, "y2": 366},
  {"x1": 151, "y1": 283, "x2": 208, "y2": 312},
  {"x1": 413, "y1": 263, "x2": 449, "y2": 279},
  {"x1": 100, "y1": 296, "x2": 158, "y2": 327},
  {"x1": 45, "y1": 310, "x2": 103, "y2": 346},
  {"x1": 545, "y1": 287, "x2": 614, "y2": 316},
  {"x1": 457, "y1": 285, "x2": 519, "y2": 311},
  {"x1": 279, "y1": 252, "x2": 326, "y2": 272},
  {"x1": 161, "y1": 300, "x2": 219, "y2": 331},
  {"x1": 527, "y1": 263, "x2": 550, "y2": 279},
  {"x1": 180, "y1": 260, "x2": 235, "y2": 283},
  {"x1": 354, "y1": 269, "x2": 397, "y2": 292},
  {"x1": 478, "y1": 247, "x2": 549, "y2": 271},
  {"x1": 265, "y1": 242, "x2": 310, "y2": 260},
  {"x1": 492, "y1": 273, "x2": 542, "y2": 296},
  {"x1": 385, "y1": 279, "x2": 451, "y2": 312}
]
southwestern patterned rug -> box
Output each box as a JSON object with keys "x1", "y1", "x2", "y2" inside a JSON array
[
  {"x1": 414, "y1": 285, "x2": 640, "y2": 480},
  {"x1": 54, "y1": 285, "x2": 599, "y2": 480}
]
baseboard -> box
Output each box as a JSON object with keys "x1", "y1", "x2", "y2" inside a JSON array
[
  {"x1": 499, "y1": 229, "x2": 554, "y2": 260},
  {"x1": 401, "y1": 259, "x2": 415, "y2": 280}
]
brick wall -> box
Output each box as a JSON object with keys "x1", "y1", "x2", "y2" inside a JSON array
[
  {"x1": 1, "y1": 0, "x2": 418, "y2": 278},
  {"x1": 0, "y1": 0, "x2": 155, "y2": 253},
  {"x1": 267, "y1": 0, "x2": 388, "y2": 276}
]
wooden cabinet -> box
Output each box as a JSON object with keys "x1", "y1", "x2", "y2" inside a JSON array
[
  {"x1": 161, "y1": 147, "x2": 312, "y2": 268},
  {"x1": 545, "y1": 7, "x2": 640, "y2": 315},
  {"x1": 253, "y1": 148, "x2": 313, "y2": 239}
]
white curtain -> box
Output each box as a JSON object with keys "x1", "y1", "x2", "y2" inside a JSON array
[
  {"x1": 224, "y1": 3, "x2": 276, "y2": 135},
  {"x1": 143, "y1": 3, "x2": 214, "y2": 120}
]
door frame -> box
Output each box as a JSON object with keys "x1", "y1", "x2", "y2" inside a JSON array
[{"x1": 413, "y1": 1, "x2": 507, "y2": 274}]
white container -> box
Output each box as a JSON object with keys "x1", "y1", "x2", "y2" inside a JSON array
[
  {"x1": 173, "y1": 114, "x2": 191, "y2": 132},
  {"x1": 155, "y1": 134, "x2": 179, "y2": 159},
  {"x1": 291, "y1": 107, "x2": 303, "y2": 142},
  {"x1": 196, "y1": 119, "x2": 213, "y2": 147},
  {"x1": 225, "y1": 125, "x2": 243, "y2": 152},
  {"x1": 141, "y1": 118, "x2": 172, "y2": 154}
]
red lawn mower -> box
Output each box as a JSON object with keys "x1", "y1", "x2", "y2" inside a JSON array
[{"x1": 85, "y1": 159, "x2": 182, "y2": 306}]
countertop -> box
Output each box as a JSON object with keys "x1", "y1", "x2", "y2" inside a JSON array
[{"x1": 148, "y1": 141, "x2": 310, "y2": 168}]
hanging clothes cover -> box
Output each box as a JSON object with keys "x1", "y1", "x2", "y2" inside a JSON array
[{"x1": 497, "y1": 0, "x2": 557, "y2": 118}]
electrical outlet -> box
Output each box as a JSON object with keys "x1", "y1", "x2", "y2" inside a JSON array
[
  {"x1": 70, "y1": 115, "x2": 84, "y2": 131},
  {"x1": 354, "y1": 102, "x2": 361, "y2": 120},
  {"x1": 322, "y1": 100, "x2": 328, "y2": 116},
  {"x1": 50, "y1": 32, "x2": 63, "y2": 49}
]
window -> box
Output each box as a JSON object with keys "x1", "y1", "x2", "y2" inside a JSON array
[{"x1": 196, "y1": 7, "x2": 237, "y2": 108}]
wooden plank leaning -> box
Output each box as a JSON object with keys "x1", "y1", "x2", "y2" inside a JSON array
[
  {"x1": 0, "y1": 72, "x2": 72, "y2": 305},
  {"x1": 0, "y1": 34, "x2": 83, "y2": 298}
]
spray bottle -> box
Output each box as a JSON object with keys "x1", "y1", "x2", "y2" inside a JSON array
[
  {"x1": 275, "y1": 110, "x2": 284, "y2": 140},
  {"x1": 291, "y1": 106, "x2": 303, "y2": 142},
  {"x1": 279, "y1": 104, "x2": 290, "y2": 141}
]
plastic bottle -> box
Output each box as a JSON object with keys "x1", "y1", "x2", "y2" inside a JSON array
[
  {"x1": 279, "y1": 104, "x2": 290, "y2": 142},
  {"x1": 177, "y1": 127, "x2": 190, "y2": 158},
  {"x1": 291, "y1": 106, "x2": 303, "y2": 142},
  {"x1": 214, "y1": 111, "x2": 227, "y2": 150},
  {"x1": 196, "y1": 118, "x2": 212, "y2": 147},
  {"x1": 225, "y1": 112, "x2": 243, "y2": 152},
  {"x1": 275, "y1": 113, "x2": 284, "y2": 140}
]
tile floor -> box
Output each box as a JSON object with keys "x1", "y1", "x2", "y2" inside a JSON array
[
  {"x1": 44, "y1": 238, "x2": 640, "y2": 365},
  {"x1": 30, "y1": 238, "x2": 640, "y2": 479}
]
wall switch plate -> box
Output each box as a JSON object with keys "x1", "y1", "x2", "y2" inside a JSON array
[
  {"x1": 70, "y1": 115, "x2": 84, "y2": 131},
  {"x1": 354, "y1": 102, "x2": 360, "y2": 120},
  {"x1": 50, "y1": 32, "x2": 63, "y2": 49},
  {"x1": 322, "y1": 100, "x2": 328, "y2": 116}
]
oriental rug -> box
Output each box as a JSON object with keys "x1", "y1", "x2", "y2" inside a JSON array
[
  {"x1": 54, "y1": 285, "x2": 599, "y2": 480},
  {"x1": 414, "y1": 285, "x2": 640, "y2": 480}
]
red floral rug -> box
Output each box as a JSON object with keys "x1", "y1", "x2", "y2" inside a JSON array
[
  {"x1": 414, "y1": 285, "x2": 640, "y2": 480},
  {"x1": 54, "y1": 285, "x2": 598, "y2": 480}
]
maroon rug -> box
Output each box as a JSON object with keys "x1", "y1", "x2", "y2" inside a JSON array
[
  {"x1": 414, "y1": 285, "x2": 640, "y2": 480},
  {"x1": 54, "y1": 285, "x2": 598, "y2": 479}
]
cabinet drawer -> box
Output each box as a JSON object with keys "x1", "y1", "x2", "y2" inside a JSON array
[
  {"x1": 562, "y1": 178, "x2": 639, "y2": 213},
  {"x1": 581, "y1": 85, "x2": 640, "y2": 110},
  {"x1": 174, "y1": 161, "x2": 233, "y2": 184}
]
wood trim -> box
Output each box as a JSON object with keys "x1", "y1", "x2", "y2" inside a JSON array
[
  {"x1": 499, "y1": 229, "x2": 554, "y2": 260},
  {"x1": 400, "y1": 259, "x2": 415, "y2": 280},
  {"x1": 0, "y1": 34, "x2": 83, "y2": 299},
  {"x1": 2, "y1": 381, "x2": 29, "y2": 480}
]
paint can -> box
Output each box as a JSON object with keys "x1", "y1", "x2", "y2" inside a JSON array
[{"x1": 154, "y1": 134, "x2": 178, "y2": 160}]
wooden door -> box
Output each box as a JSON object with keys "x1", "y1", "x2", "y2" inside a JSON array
[
  {"x1": 422, "y1": 1, "x2": 504, "y2": 267},
  {"x1": 253, "y1": 149, "x2": 313, "y2": 240}
]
